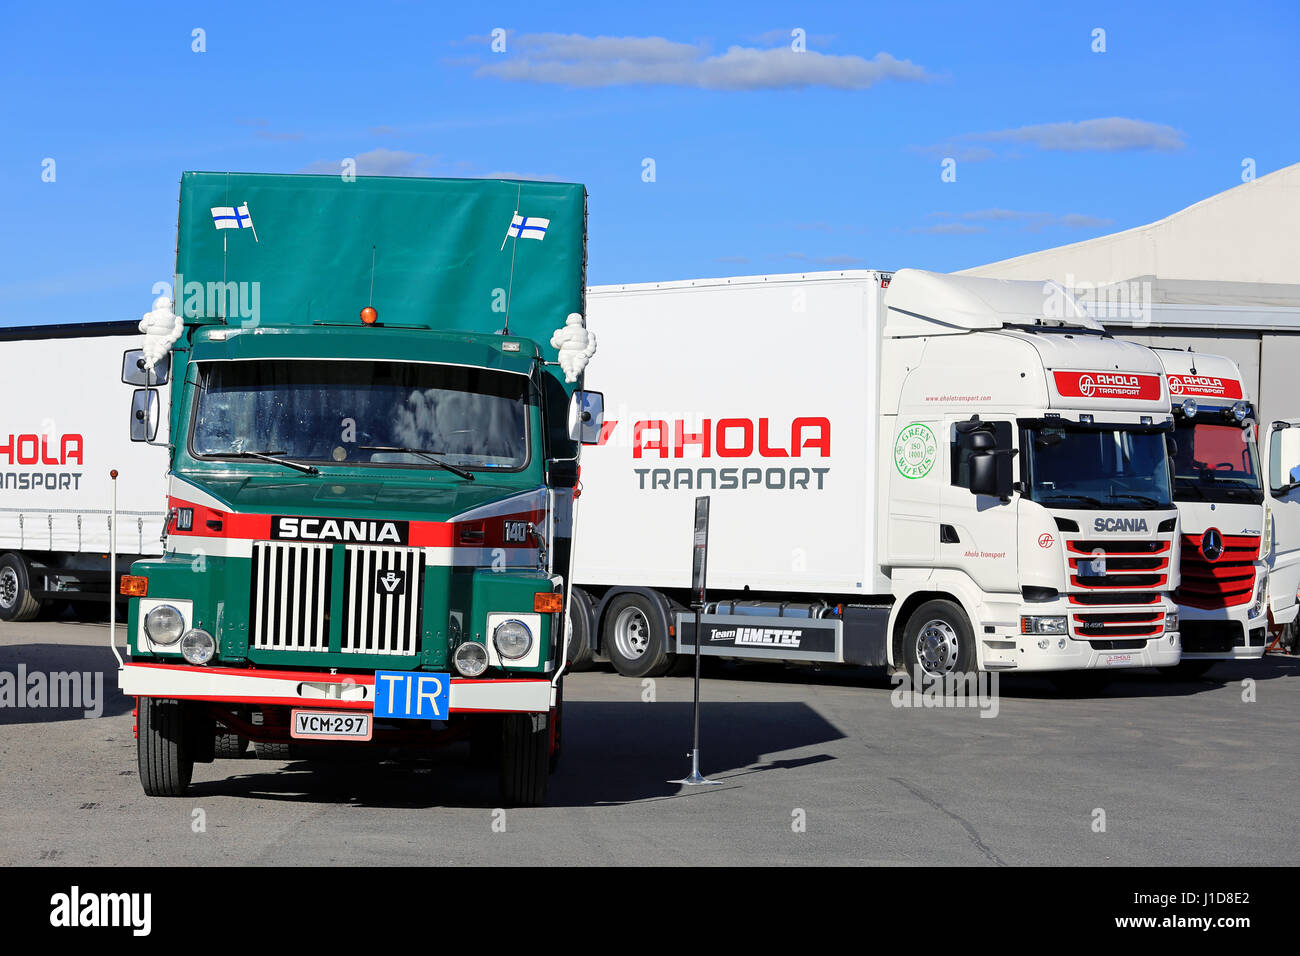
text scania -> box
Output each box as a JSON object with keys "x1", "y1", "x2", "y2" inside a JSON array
[
  {"x1": 1094, "y1": 517, "x2": 1150, "y2": 533},
  {"x1": 272, "y1": 516, "x2": 409, "y2": 544},
  {"x1": 619, "y1": 417, "x2": 831, "y2": 492}
]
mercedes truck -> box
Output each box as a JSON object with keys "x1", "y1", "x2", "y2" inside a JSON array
[{"x1": 568, "y1": 269, "x2": 1183, "y2": 683}]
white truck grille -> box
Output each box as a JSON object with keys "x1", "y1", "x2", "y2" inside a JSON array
[
  {"x1": 250, "y1": 541, "x2": 333, "y2": 651},
  {"x1": 340, "y1": 545, "x2": 425, "y2": 656}
]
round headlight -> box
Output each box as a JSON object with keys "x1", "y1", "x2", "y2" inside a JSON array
[
  {"x1": 453, "y1": 641, "x2": 488, "y2": 677},
  {"x1": 144, "y1": 604, "x2": 185, "y2": 646},
  {"x1": 179, "y1": 628, "x2": 215, "y2": 665},
  {"x1": 493, "y1": 619, "x2": 533, "y2": 661},
  {"x1": 1233, "y1": 400, "x2": 1250, "y2": 422},
  {"x1": 1182, "y1": 398, "x2": 1198, "y2": 419}
]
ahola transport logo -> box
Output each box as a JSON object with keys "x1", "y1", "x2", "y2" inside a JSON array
[
  {"x1": 894, "y1": 423, "x2": 937, "y2": 479},
  {"x1": 1079, "y1": 375, "x2": 1097, "y2": 397}
]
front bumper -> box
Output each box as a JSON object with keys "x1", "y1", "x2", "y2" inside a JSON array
[
  {"x1": 118, "y1": 663, "x2": 554, "y2": 713},
  {"x1": 981, "y1": 632, "x2": 1181, "y2": 672}
]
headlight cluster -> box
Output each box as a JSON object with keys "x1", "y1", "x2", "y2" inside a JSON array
[
  {"x1": 1165, "y1": 611, "x2": 1179, "y2": 632},
  {"x1": 492, "y1": 619, "x2": 534, "y2": 660},
  {"x1": 1020, "y1": 615, "x2": 1067, "y2": 635},
  {"x1": 1249, "y1": 576, "x2": 1268, "y2": 619},
  {"x1": 144, "y1": 605, "x2": 185, "y2": 645}
]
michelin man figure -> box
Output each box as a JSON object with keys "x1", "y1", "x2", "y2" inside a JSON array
[
  {"x1": 139, "y1": 295, "x2": 183, "y2": 370},
  {"x1": 550, "y1": 312, "x2": 597, "y2": 384}
]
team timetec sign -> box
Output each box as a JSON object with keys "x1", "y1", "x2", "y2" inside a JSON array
[{"x1": 1053, "y1": 371, "x2": 1163, "y2": 401}]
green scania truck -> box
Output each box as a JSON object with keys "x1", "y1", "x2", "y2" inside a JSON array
[{"x1": 117, "y1": 172, "x2": 601, "y2": 806}]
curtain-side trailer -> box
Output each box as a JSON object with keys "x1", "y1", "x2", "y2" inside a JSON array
[
  {"x1": 569, "y1": 269, "x2": 1184, "y2": 682},
  {"x1": 0, "y1": 322, "x2": 167, "y2": 621}
]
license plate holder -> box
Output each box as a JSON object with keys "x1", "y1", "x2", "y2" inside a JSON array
[{"x1": 290, "y1": 710, "x2": 373, "y2": 740}]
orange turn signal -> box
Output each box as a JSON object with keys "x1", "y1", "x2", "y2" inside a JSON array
[
  {"x1": 534, "y1": 592, "x2": 564, "y2": 613},
  {"x1": 360, "y1": 306, "x2": 378, "y2": 325},
  {"x1": 120, "y1": 575, "x2": 148, "y2": 597}
]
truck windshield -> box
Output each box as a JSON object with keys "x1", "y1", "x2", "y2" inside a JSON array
[
  {"x1": 1023, "y1": 424, "x2": 1173, "y2": 509},
  {"x1": 192, "y1": 359, "x2": 530, "y2": 471},
  {"x1": 1171, "y1": 418, "x2": 1263, "y2": 504}
]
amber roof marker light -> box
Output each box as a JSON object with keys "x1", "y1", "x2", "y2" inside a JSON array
[{"x1": 361, "y1": 306, "x2": 378, "y2": 326}]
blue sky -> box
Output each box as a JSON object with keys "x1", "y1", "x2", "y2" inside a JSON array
[{"x1": 2, "y1": 0, "x2": 1298, "y2": 327}]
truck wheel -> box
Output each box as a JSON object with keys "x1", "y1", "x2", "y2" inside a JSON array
[
  {"x1": 602, "y1": 592, "x2": 674, "y2": 678},
  {"x1": 899, "y1": 600, "x2": 976, "y2": 677},
  {"x1": 565, "y1": 587, "x2": 596, "y2": 671},
  {"x1": 254, "y1": 740, "x2": 292, "y2": 760},
  {"x1": 214, "y1": 733, "x2": 249, "y2": 759},
  {"x1": 1158, "y1": 660, "x2": 1216, "y2": 680},
  {"x1": 137, "y1": 698, "x2": 194, "y2": 797},
  {"x1": 499, "y1": 711, "x2": 550, "y2": 807},
  {"x1": 0, "y1": 553, "x2": 42, "y2": 623}
]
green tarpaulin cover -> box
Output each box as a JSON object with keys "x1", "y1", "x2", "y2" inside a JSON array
[{"x1": 175, "y1": 171, "x2": 587, "y2": 355}]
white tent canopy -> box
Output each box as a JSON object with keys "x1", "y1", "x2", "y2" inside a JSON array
[{"x1": 960, "y1": 161, "x2": 1300, "y2": 287}]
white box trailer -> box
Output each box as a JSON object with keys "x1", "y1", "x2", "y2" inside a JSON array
[
  {"x1": 570, "y1": 269, "x2": 1185, "y2": 681},
  {"x1": 0, "y1": 322, "x2": 167, "y2": 620}
]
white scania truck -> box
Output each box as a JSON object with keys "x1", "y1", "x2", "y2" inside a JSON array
[{"x1": 568, "y1": 269, "x2": 1183, "y2": 681}]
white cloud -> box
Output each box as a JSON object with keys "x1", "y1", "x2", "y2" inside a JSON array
[
  {"x1": 919, "y1": 209, "x2": 1115, "y2": 234},
  {"x1": 297, "y1": 149, "x2": 436, "y2": 177},
  {"x1": 918, "y1": 117, "x2": 1185, "y2": 160},
  {"x1": 471, "y1": 33, "x2": 930, "y2": 90}
]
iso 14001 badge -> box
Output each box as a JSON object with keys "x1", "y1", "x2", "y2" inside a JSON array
[{"x1": 895, "y1": 423, "x2": 937, "y2": 479}]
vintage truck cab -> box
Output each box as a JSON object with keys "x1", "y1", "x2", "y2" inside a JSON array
[{"x1": 117, "y1": 172, "x2": 599, "y2": 806}]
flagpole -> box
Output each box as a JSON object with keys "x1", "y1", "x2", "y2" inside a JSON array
[{"x1": 246, "y1": 204, "x2": 259, "y2": 243}]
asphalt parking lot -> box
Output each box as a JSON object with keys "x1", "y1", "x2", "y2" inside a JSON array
[{"x1": 2, "y1": 619, "x2": 1297, "y2": 866}]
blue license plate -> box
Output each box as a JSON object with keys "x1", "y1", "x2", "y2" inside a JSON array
[{"x1": 373, "y1": 671, "x2": 451, "y2": 720}]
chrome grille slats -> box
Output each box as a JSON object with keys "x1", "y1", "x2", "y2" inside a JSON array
[
  {"x1": 341, "y1": 545, "x2": 424, "y2": 656},
  {"x1": 251, "y1": 541, "x2": 333, "y2": 651}
]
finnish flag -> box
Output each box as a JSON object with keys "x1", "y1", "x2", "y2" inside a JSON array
[
  {"x1": 211, "y1": 203, "x2": 254, "y2": 230},
  {"x1": 506, "y1": 214, "x2": 549, "y2": 241}
]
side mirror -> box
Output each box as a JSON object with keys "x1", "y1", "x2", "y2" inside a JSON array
[
  {"x1": 567, "y1": 390, "x2": 605, "y2": 445},
  {"x1": 970, "y1": 449, "x2": 1013, "y2": 499},
  {"x1": 122, "y1": 349, "x2": 170, "y2": 387},
  {"x1": 130, "y1": 389, "x2": 160, "y2": 442}
]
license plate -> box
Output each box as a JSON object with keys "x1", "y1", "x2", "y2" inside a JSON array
[
  {"x1": 290, "y1": 710, "x2": 373, "y2": 740},
  {"x1": 1103, "y1": 653, "x2": 1135, "y2": 667},
  {"x1": 373, "y1": 671, "x2": 451, "y2": 720}
]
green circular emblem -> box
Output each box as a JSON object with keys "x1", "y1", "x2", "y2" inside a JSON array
[{"x1": 895, "y1": 423, "x2": 937, "y2": 479}]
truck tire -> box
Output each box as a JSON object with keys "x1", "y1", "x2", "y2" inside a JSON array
[
  {"x1": 1280, "y1": 622, "x2": 1299, "y2": 655},
  {"x1": 254, "y1": 740, "x2": 292, "y2": 760},
  {"x1": 499, "y1": 711, "x2": 550, "y2": 807},
  {"x1": 602, "y1": 592, "x2": 675, "y2": 678},
  {"x1": 898, "y1": 599, "x2": 976, "y2": 677},
  {"x1": 138, "y1": 697, "x2": 194, "y2": 797},
  {"x1": 214, "y1": 733, "x2": 249, "y2": 759},
  {"x1": 0, "y1": 553, "x2": 42, "y2": 623},
  {"x1": 565, "y1": 587, "x2": 596, "y2": 671}
]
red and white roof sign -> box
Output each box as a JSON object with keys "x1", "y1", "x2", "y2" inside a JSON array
[{"x1": 1053, "y1": 370, "x2": 1163, "y2": 401}]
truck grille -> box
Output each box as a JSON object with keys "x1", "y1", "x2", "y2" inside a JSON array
[
  {"x1": 1176, "y1": 533, "x2": 1260, "y2": 609},
  {"x1": 250, "y1": 541, "x2": 334, "y2": 651},
  {"x1": 340, "y1": 545, "x2": 425, "y2": 656},
  {"x1": 249, "y1": 542, "x2": 425, "y2": 656},
  {"x1": 1064, "y1": 538, "x2": 1171, "y2": 638}
]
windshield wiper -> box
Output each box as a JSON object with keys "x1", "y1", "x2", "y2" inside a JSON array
[
  {"x1": 1041, "y1": 493, "x2": 1106, "y2": 507},
  {"x1": 227, "y1": 450, "x2": 319, "y2": 475},
  {"x1": 1113, "y1": 493, "x2": 1162, "y2": 507},
  {"x1": 359, "y1": 446, "x2": 476, "y2": 481}
]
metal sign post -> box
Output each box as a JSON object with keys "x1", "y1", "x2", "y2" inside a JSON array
[{"x1": 670, "y1": 496, "x2": 720, "y2": 787}]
